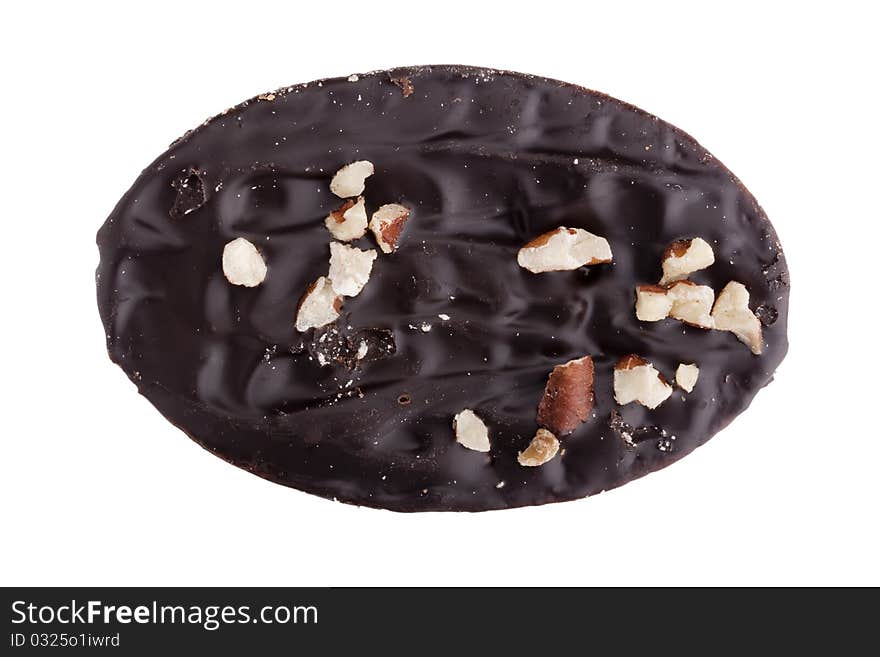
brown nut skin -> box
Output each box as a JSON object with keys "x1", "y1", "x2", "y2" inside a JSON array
[
  {"x1": 615, "y1": 354, "x2": 648, "y2": 371},
  {"x1": 536, "y1": 356, "x2": 595, "y2": 436},
  {"x1": 328, "y1": 198, "x2": 356, "y2": 223},
  {"x1": 379, "y1": 215, "x2": 407, "y2": 251},
  {"x1": 664, "y1": 239, "x2": 693, "y2": 259},
  {"x1": 615, "y1": 354, "x2": 671, "y2": 387},
  {"x1": 523, "y1": 227, "x2": 577, "y2": 249}
]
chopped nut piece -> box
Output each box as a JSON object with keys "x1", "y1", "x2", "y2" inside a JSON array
[
  {"x1": 517, "y1": 227, "x2": 612, "y2": 273},
  {"x1": 328, "y1": 242, "x2": 377, "y2": 297},
  {"x1": 517, "y1": 429, "x2": 560, "y2": 467},
  {"x1": 536, "y1": 356, "x2": 595, "y2": 436},
  {"x1": 613, "y1": 355, "x2": 673, "y2": 409},
  {"x1": 295, "y1": 276, "x2": 342, "y2": 332},
  {"x1": 635, "y1": 285, "x2": 673, "y2": 321},
  {"x1": 325, "y1": 196, "x2": 368, "y2": 241},
  {"x1": 675, "y1": 363, "x2": 700, "y2": 392},
  {"x1": 453, "y1": 409, "x2": 490, "y2": 452},
  {"x1": 659, "y1": 237, "x2": 715, "y2": 285},
  {"x1": 222, "y1": 237, "x2": 267, "y2": 287},
  {"x1": 369, "y1": 203, "x2": 411, "y2": 253},
  {"x1": 329, "y1": 160, "x2": 374, "y2": 198},
  {"x1": 711, "y1": 281, "x2": 763, "y2": 354},
  {"x1": 666, "y1": 281, "x2": 715, "y2": 329},
  {"x1": 635, "y1": 281, "x2": 714, "y2": 328}
]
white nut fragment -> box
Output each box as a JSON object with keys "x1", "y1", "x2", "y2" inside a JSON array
[
  {"x1": 329, "y1": 160, "x2": 374, "y2": 198},
  {"x1": 711, "y1": 281, "x2": 763, "y2": 354},
  {"x1": 517, "y1": 227, "x2": 613, "y2": 273},
  {"x1": 453, "y1": 409, "x2": 491, "y2": 452},
  {"x1": 635, "y1": 285, "x2": 674, "y2": 321},
  {"x1": 369, "y1": 203, "x2": 411, "y2": 253},
  {"x1": 675, "y1": 363, "x2": 700, "y2": 393},
  {"x1": 613, "y1": 355, "x2": 673, "y2": 409},
  {"x1": 295, "y1": 276, "x2": 342, "y2": 332},
  {"x1": 635, "y1": 281, "x2": 714, "y2": 329},
  {"x1": 328, "y1": 242, "x2": 377, "y2": 297},
  {"x1": 325, "y1": 196, "x2": 368, "y2": 241},
  {"x1": 517, "y1": 428, "x2": 559, "y2": 467},
  {"x1": 659, "y1": 237, "x2": 715, "y2": 285},
  {"x1": 222, "y1": 237, "x2": 267, "y2": 287},
  {"x1": 666, "y1": 281, "x2": 715, "y2": 329}
]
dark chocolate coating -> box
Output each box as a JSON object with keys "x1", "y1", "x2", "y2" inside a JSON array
[{"x1": 96, "y1": 65, "x2": 789, "y2": 511}]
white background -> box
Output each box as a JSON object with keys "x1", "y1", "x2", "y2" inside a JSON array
[{"x1": 2, "y1": 1, "x2": 877, "y2": 586}]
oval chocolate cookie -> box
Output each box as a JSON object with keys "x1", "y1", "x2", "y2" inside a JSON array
[{"x1": 96, "y1": 66, "x2": 789, "y2": 511}]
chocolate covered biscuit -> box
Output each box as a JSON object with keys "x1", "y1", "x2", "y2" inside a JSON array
[{"x1": 96, "y1": 66, "x2": 789, "y2": 511}]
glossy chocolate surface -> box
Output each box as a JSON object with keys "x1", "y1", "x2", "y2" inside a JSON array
[{"x1": 96, "y1": 65, "x2": 789, "y2": 511}]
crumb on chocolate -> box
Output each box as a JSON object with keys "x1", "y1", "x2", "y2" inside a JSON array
[{"x1": 390, "y1": 75, "x2": 414, "y2": 97}]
